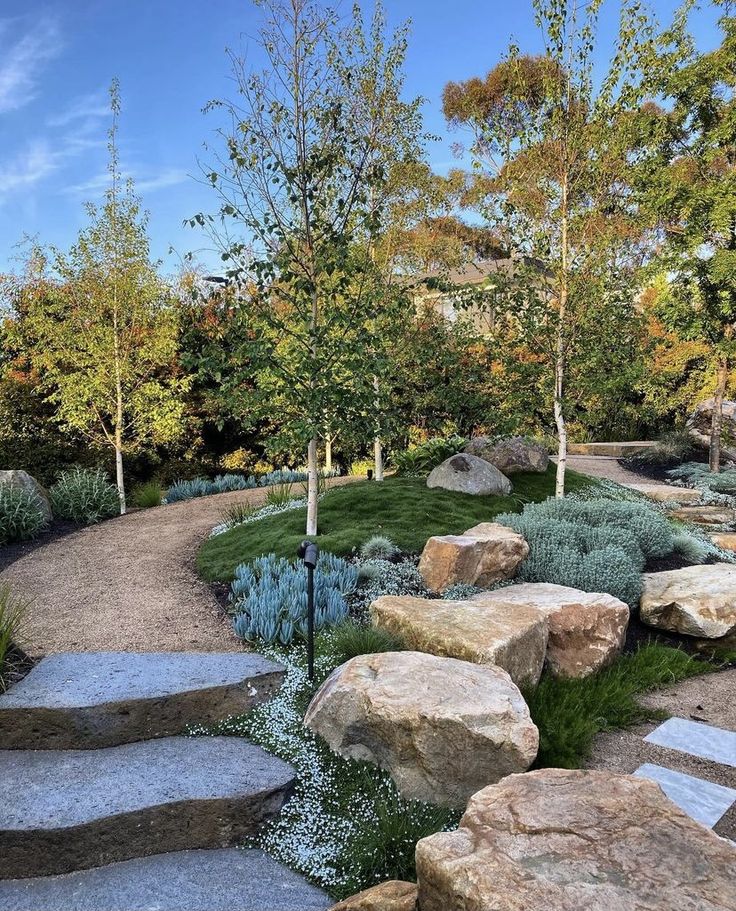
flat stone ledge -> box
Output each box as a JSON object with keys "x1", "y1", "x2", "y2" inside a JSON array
[
  {"x1": 0, "y1": 651, "x2": 284, "y2": 749},
  {"x1": 0, "y1": 848, "x2": 330, "y2": 911},
  {"x1": 0, "y1": 736, "x2": 295, "y2": 878}
]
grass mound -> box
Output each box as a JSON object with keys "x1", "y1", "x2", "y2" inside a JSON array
[{"x1": 198, "y1": 467, "x2": 594, "y2": 581}]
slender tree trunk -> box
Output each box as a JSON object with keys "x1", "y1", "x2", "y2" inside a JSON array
[
  {"x1": 306, "y1": 436, "x2": 318, "y2": 536},
  {"x1": 373, "y1": 375, "x2": 384, "y2": 481},
  {"x1": 555, "y1": 170, "x2": 569, "y2": 500},
  {"x1": 554, "y1": 348, "x2": 567, "y2": 498},
  {"x1": 709, "y1": 357, "x2": 729, "y2": 473},
  {"x1": 114, "y1": 432, "x2": 126, "y2": 515},
  {"x1": 325, "y1": 435, "x2": 333, "y2": 474}
]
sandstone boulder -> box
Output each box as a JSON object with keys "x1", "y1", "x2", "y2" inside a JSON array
[
  {"x1": 418, "y1": 522, "x2": 528, "y2": 592},
  {"x1": 370, "y1": 594, "x2": 547, "y2": 688},
  {"x1": 686, "y1": 398, "x2": 736, "y2": 462},
  {"x1": 625, "y1": 482, "x2": 701, "y2": 504},
  {"x1": 712, "y1": 532, "x2": 736, "y2": 552},
  {"x1": 473, "y1": 583, "x2": 629, "y2": 678},
  {"x1": 0, "y1": 470, "x2": 52, "y2": 522},
  {"x1": 305, "y1": 651, "x2": 539, "y2": 808},
  {"x1": 640, "y1": 563, "x2": 736, "y2": 638},
  {"x1": 415, "y1": 768, "x2": 736, "y2": 911},
  {"x1": 427, "y1": 454, "x2": 512, "y2": 496},
  {"x1": 330, "y1": 881, "x2": 418, "y2": 911},
  {"x1": 465, "y1": 435, "x2": 549, "y2": 474},
  {"x1": 668, "y1": 504, "x2": 736, "y2": 526}
]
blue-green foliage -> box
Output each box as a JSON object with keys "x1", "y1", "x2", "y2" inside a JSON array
[
  {"x1": 213, "y1": 473, "x2": 258, "y2": 492},
  {"x1": 0, "y1": 485, "x2": 47, "y2": 544},
  {"x1": 166, "y1": 477, "x2": 218, "y2": 502},
  {"x1": 497, "y1": 498, "x2": 676, "y2": 606},
  {"x1": 667, "y1": 462, "x2": 736, "y2": 495},
  {"x1": 360, "y1": 535, "x2": 399, "y2": 560},
  {"x1": 50, "y1": 468, "x2": 119, "y2": 524},
  {"x1": 230, "y1": 553, "x2": 358, "y2": 646},
  {"x1": 165, "y1": 468, "x2": 332, "y2": 503}
]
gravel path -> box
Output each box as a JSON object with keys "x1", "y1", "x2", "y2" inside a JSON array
[
  {"x1": 1, "y1": 477, "x2": 357, "y2": 657},
  {"x1": 565, "y1": 454, "x2": 660, "y2": 487}
]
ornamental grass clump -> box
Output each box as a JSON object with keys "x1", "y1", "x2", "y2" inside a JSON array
[
  {"x1": 359, "y1": 535, "x2": 399, "y2": 561},
  {"x1": 0, "y1": 486, "x2": 47, "y2": 544},
  {"x1": 50, "y1": 468, "x2": 119, "y2": 524},
  {"x1": 497, "y1": 498, "x2": 676, "y2": 606},
  {"x1": 165, "y1": 477, "x2": 218, "y2": 503},
  {"x1": 230, "y1": 553, "x2": 358, "y2": 646}
]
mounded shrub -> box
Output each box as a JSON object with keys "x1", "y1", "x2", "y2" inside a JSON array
[
  {"x1": 667, "y1": 461, "x2": 736, "y2": 495},
  {"x1": 350, "y1": 558, "x2": 428, "y2": 611},
  {"x1": 0, "y1": 485, "x2": 47, "y2": 544},
  {"x1": 392, "y1": 435, "x2": 467, "y2": 476},
  {"x1": 359, "y1": 534, "x2": 399, "y2": 561},
  {"x1": 230, "y1": 552, "x2": 358, "y2": 646},
  {"x1": 50, "y1": 468, "x2": 120, "y2": 525}
]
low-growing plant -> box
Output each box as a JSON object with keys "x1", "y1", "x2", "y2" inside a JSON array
[
  {"x1": 131, "y1": 480, "x2": 163, "y2": 509},
  {"x1": 628, "y1": 431, "x2": 696, "y2": 468},
  {"x1": 266, "y1": 481, "x2": 295, "y2": 508},
  {"x1": 360, "y1": 535, "x2": 399, "y2": 561},
  {"x1": 671, "y1": 529, "x2": 710, "y2": 564},
  {"x1": 326, "y1": 620, "x2": 405, "y2": 663},
  {"x1": 230, "y1": 553, "x2": 359, "y2": 645},
  {"x1": 165, "y1": 477, "x2": 218, "y2": 503},
  {"x1": 221, "y1": 502, "x2": 258, "y2": 527},
  {"x1": 0, "y1": 485, "x2": 47, "y2": 544},
  {"x1": 213, "y1": 473, "x2": 258, "y2": 493},
  {"x1": 349, "y1": 459, "x2": 374, "y2": 477},
  {"x1": 50, "y1": 468, "x2": 119, "y2": 524},
  {"x1": 349, "y1": 558, "x2": 428, "y2": 612},
  {"x1": 392, "y1": 435, "x2": 467, "y2": 477},
  {"x1": 441, "y1": 582, "x2": 484, "y2": 599},
  {"x1": 667, "y1": 461, "x2": 736, "y2": 495},
  {"x1": 0, "y1": 583, "x2": 28, "y2": 691}
]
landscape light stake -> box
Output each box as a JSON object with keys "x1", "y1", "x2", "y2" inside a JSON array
[{"x1": 297, "y1": 539, "x2": 319, "y2": 680}]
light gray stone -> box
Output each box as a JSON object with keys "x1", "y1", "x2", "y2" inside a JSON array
[
  {"x1": 0, "y1": 470, "x2": 52, "y2": 522},
  {"x1": 0, "y1": 651, "x2": 285, "y2": 749},
  {"x1": 427, "y1": 453, "x2": 512, "y2": 496},
  {"x1": 640, "y1": 563, "x2": 736, "y2": 638},
  {"x1": 633, "y1": 764, "x2": 736, "y2": 829},
  {"x1": 644, "y1": 717, "x2": 736, "y2": 768},
  {"x1": 464, "y1": 436, "x2": 549, "y2": 474},
  {"x1": 0, "y1": 736, "x2": 295, "y2": 878},
  {"x1": 0, "y1": 848, "x2": 330, "y2": 911}
]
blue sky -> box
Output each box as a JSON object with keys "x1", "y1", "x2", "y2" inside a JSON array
[{"x1": 0, "y1": 1, "x2": 723, "y2": 275}]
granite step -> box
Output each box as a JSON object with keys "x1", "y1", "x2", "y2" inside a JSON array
[
  {"x1": 0, "y1": 848, "x2": 330, "y2": 911},
  {"x1": 0, "y1": 736, "x2": 295, "y2": 879},
  {"x1": 0, "y1": 652, "x2": 284, "y2": 749}
]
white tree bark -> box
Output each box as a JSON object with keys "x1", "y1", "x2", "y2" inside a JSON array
[
  {"x1": 325, "y1": 435, "x2": 333, "y2": 474},
  {"x1": 306, "y1": 436, "x2": 319, "y2": 535},
  {"x1": 115, "y1": 440, "x2": 126, "y2": 515},
  {"x1": 373, "y1": 374, "x2": 384, "y2": 481}
]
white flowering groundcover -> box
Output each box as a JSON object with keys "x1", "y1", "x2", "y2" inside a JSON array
[{"x1": 190, "y1": 639, "x2": 457, "y2": 900}]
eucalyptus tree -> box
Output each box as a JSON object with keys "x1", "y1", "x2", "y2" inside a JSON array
[
  {"x1": 442, "y1": 0, "x2": 653, "y2": 495},
  {"x1": 198, "y1": 0, "x2": 421, "y2": 533}
]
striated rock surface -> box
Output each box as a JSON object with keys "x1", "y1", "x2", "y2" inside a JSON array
[
  {"x1": 712, "y1": 532, "x2": 736, "y2": 552},
  {"x1": 330, "y1": 881, "x2": 417, "y2": 911},
  {"x1": 370, "y1": 595, "x2": 547, "y2": 688},
  {"x1": 415, "y1": 768, "x2": 736, "y2": 911},
  {"x1": 305, "y1": 651, "x2": 538, "y2": 808},
  {"x1": 641, "y1": 563, "x2": 736, "y2": 638},
  {"x1": 426, "y1": 454, "x2": 512, "y2": 496},
  {"x1": 0, "y1": 470, "x2": 52, "y2": 522},
  {"x1": 669, "y1": 504, "x2": 736, "y2": 526},
  {"x1": 464, "y1": 436, "x2": 549, "y2": 474},
  {"x1": 418, "y1": 522, "x2": 528, "y2": 592},
  {"x1": 474, "y1": 583, "x2": 629, "y2": 678},
  {"x1": 686, "y1": 398, "x2": 736, "y2": 461}
]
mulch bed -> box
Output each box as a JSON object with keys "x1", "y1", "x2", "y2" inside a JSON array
[{"x1": 0, "y1": 520, "x2": 80, "y2": 574}]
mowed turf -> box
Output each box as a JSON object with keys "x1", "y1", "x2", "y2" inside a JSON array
[{"x1": 198, "y1": 466, "x2": 595, "y2": 581}]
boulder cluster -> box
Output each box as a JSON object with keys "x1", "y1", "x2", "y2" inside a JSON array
[{"x1": 426, "y1": 436, "x2": 549, "y2": 497}]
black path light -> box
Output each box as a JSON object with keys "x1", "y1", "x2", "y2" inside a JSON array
[{"x1": 297, "y1": 539, "x2": 319, "y2": 680}]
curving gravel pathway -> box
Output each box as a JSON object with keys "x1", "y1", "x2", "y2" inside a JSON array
[{"x1": 1, "y1": 477, "x2": 357, "y2": 657}]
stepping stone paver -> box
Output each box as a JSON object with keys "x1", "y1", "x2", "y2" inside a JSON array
[
  {"x1": 0, "y1": 736, "x2": 295, "y2": 879},
  {"x1": 0, "y1": 651, "x2": 284, "y2": 749},
  {"x1": 0, "y1": 848, "x2": 329, "y2": 911},
  {"x1": 633, "y1": 763, "x2": 736, "y2": 828},
  {"x1": 645, "y1": 717, "x2": 736, "y2": 768}
]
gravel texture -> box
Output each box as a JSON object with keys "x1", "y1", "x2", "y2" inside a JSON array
[{"x1": 0, "y1": 477, "x2": 357, "y2": 656}]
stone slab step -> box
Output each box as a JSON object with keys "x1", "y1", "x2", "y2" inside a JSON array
[
  {"x1": 0, "y1": 848, "x2": 330, "y2": 911},
  {"x1": 0, "y1": 736, "x2": 294, "y2": 879},
  {"x1": 0, "y1": 652, "x2": 284, "y2": 749}
]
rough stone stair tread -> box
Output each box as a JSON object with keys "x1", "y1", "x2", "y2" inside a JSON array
[
  {"x1": 0, "y1": 848, "x2": 330, "y2": 911},
  {"x1": 0, "y1": 736, "x2": 292, "y2": 830}
]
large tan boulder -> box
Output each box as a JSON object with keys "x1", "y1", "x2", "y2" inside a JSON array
[
  {"x1": 418, "y1": 522, "x2": 528, "y2": 592},
  {"x1": 426, "y1": 454, "x2": 512, "y2": 496},
  {"x1": 641, "y1": 563, "x2": 736, "y2": 638},
  {"x1": 712, "y1": 532, "x2": 736, "y2": 552},
  {"x1": 473, "y1": 583, "x2": 629, "y2": 678},
  {"x1": 304, "y1": 651, "x2": 538, "y2": 808},
  {"x1": 465, "y1": 435, "x2": 549, "y2": 474},
  {"x1": 330, "y1": 881, "x2": 418, "y2": 911},
  {"x1": 370, "y1": 595, "x2": 547, "y2": 688},
  {"x1": 669, "y1": 504, "x2": 736, "y2": 526},
  {"x1": 415, "y1": 768, "x2": 736, "y2": 911},
  {"x1": 0, "y1": 470, "x2": 52, "y2": 522},
  {"x1": 686, "y1": 398, "x2": 736, "y2": 461},
  {"x1": 625, "y1": 482, "x2": 701, "y2": 504}
]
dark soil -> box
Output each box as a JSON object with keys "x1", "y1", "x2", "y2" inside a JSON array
[
  {"x1": 0, "y1": 644, "x2": 36, "y2": 691},
  {"x1": 0, "y1": 520, "x2": 79, "y2": 574}
]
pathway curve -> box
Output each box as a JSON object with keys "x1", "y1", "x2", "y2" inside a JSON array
[{"x1": 1, "y1": 477, "x2": 357, "y2": 657}]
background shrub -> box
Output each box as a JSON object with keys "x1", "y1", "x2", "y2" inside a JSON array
[
  {"x1": 392, "y1": 435, "x2": 467, "y2": 476},
  {"x1": 628, "y1": 430, "x2": 696, "y2": 468},
  {"x1": 131, "y1": 480, "x2": 163, "y2": 509},
  {"x1": 667, "y1": 461, "x2": 736, "y2": 495},
  {"x1": 0, "y1": 486, "x2": 47, "y2": 544},
  {"x1": 50, "y1": 468, "x2": 120, "y2": 524},
  {"x1": 350, "y1": 559, "x2": 428, "y2": 612},
  {"x1": 230, "y1": 553, "x2": 358, "y2": 645}
]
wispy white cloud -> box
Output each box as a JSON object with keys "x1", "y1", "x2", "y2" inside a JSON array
[
  {"x1": 65, "y1": 166, "x2": 190, "y2": 197},
  {"x1": 47, "y1": 89, "x2": 109, "y2": 128},
  {"x1": 0, "y1": 16, "x2": 62, "y2": 114},
  {"x1": 0, "y1": 135, "x2": 103, "y2": 201}
]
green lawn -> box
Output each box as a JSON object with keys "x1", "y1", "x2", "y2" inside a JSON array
[{"x1": 198, "y1": 465, "x2": 595, "y2": 581}]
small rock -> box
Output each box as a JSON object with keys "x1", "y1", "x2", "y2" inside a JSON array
[
  {"x1": 330, "y1": 881, "x2": 418, "y2": 911},
  {"x1": 370, "y1": 594, "x2": 548, "y2": 688},
  {"x1": 305, "y1": 651, "x2": 538, "y2": 808},
  {"x1": 712, "y1": 532, "x2": 736, "y2": 552},
  {"x1": 0, "y1": 470, "x2": 52, "y2": 522},
  {"x1": 415, "y1": 769, "x2": 736, "y2": 911},
  {"x1": 418, "y1": 522, "x2": 528, "y2": 592},
  {"x1": 464, "y1": 436, "x2": 549, "y2": 474},
  {"x1": 473, "y1": 583, "x2": 629, "y2": 678},
  {"x1": 427, "y1": 453, "x2": 512, "y2": 496},
  {"x1": 625, "y1": 483, "x2": 701, "y2": 504},
  {"x1": 641, "y1": 563, "x2": 736, "y2": 638}
]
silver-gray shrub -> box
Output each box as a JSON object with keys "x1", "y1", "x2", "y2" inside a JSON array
[
  {"x1": 50, "y1": 468, "x2": 119, "y2": 525},
  {"x1": 349, "y1": 559, "x2": 428, "y2": 611},
  {"x1": 0, "y1": 486, "x2": 47, "y2": 544},
  {"x1": 359, "y1": 535, "x2": 399, "y2": 561},
  {"x1": 230, "y1": 552, "x2": 358, "y2": 646}
]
